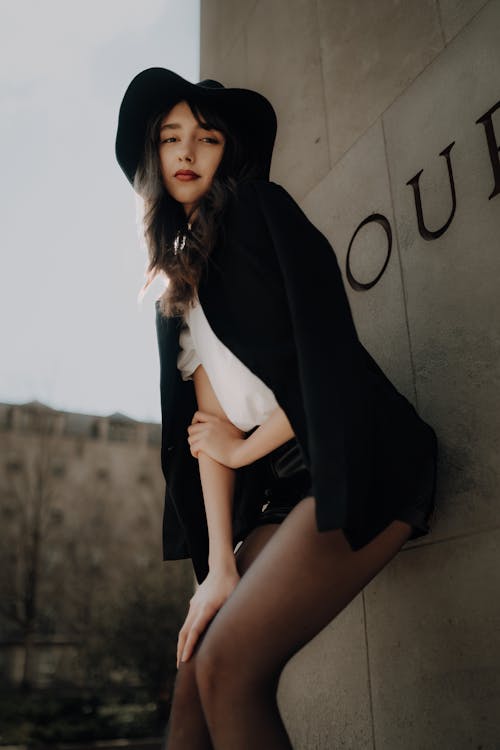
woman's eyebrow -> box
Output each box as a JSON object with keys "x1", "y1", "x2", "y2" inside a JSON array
[{"x1": 160, "y1": 122, "x2": 215, "y2": 132}]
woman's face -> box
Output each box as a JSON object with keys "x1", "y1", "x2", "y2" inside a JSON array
[{"x1": 158, "y1": 99, "x2": 226, "y2": 218}]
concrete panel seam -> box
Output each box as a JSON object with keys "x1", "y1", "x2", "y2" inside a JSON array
[
  {"x1": 434, "y1": 0, "x2": 447, "y2": 47},
  {"x1": 239, "y1": 0, "x2": 259, "y2": 81},
  {"x1": 380, "y1": 115, "x2": 419, "y2": 410},
  {"x1": 201, "y1": 0, "x2": 260, "y2": 74},
  {"x1": 300, "y1": 114, "x2": 389, "y2": 205},
  {"x1": 243, "y1": 0, "x2": 261, "y2": 55},
  {"x1": 243, "y1": 20, "x2": 248, "y2": 82},
  {"x1": 221, "y1": 27, "x2": 246, "y2": 80},
  {"x1": 437, "y1": 0, "x2": 494, "y2": 46},
  {"x1": 362, "y1": 590, "x2": 377, "y2": 750},
  {"x1": 314, "y1": 0, "x2": 332, "y2": 175},
  {"x1": 259, "y1": 0, "x2": 495, "y2": 203},
  {"x1": 375, "y1": 0, "x2": 494, "y2": 117}
]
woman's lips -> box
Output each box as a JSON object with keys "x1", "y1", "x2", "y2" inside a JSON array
[{"x1": 175, "y1": 173, "x2": 200, "y2": 181}]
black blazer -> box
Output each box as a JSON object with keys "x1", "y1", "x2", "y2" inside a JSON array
[{"x1": 155, "y1": 179, "x2": 438, "y2": 584}]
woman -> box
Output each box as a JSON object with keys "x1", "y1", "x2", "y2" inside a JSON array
[{"x1": 115, "y1": 68, "x2": 438, "y2": 750}]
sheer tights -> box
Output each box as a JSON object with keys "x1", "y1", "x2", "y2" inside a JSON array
[
  {"x1": 164, "y1": 524, "x2": 279, "y2": 749},
  {"x1": 164, "y1": 496, "x2": 412, "y2": 749}
]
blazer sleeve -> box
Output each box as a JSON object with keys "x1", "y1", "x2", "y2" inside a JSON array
[{"x1": 249, "y1": 179, "x2": 370, "y2": 531}]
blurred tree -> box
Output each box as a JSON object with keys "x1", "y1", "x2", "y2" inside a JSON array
[
  {"x1": 0, "y1": 407, "x2": 66, "y2": 691},
  {"x1": 0, "y1": 401, "x2": 193, "y2": 710}
]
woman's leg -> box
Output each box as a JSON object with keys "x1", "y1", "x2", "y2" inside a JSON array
[
  {"x1": 194, "y1": 495, "x2": 413, "y2": 750},
  {"x1": 164, "y1": 523, "x2": 281, "y2": 750}
]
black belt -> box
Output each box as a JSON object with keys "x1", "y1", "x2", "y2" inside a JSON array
[{"x1": 267, "y1": 437, "x2": 308, "y2": 480}]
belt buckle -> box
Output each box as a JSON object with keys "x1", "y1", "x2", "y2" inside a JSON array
[{"x1": 270, "y1": 438, "x2": 307, "y2": 480}]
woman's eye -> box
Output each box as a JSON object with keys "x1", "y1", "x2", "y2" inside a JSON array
[{"x1": 159, "y1": 136, "x2": 220, "y2": 145}]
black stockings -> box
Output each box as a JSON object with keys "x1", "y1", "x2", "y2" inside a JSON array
[{"x1": 164, "y1": 496, "x2": 412, "y2": 749}]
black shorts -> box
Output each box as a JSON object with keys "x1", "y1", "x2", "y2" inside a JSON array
[
  {"x1": 253, "y1": 468, "x2": 313, "y2": 527},
  {"x1": 240, "y1": 438, "x2": 311, "y2": 530},
  {"x1": 241, "y1": 436, "x2": 437, "y2": 549}
]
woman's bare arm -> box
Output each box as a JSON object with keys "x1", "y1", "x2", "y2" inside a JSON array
[
  {"x1": 235, "y1": 406, "x2": 295, "y2": 467},
  {"x1": 175, "y1": 364, "x2": 244, "y2": 666},
  {"x1": 191, "y1": 363, "x2": 244, "y2": 572},
  {"x1": 188, "y1": 402, "x2": 296, "y2": 469}
]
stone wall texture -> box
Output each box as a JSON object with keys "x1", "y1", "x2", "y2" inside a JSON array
[{"x1": 200, "y1": 1, "x2": 500, "y2": 747}]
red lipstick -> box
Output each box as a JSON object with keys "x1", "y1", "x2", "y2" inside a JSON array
[{"x1": 175, "y1": 169, "x2": 200, "y2": 181}]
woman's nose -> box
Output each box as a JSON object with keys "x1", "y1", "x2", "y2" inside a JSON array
[{"x1": 178, "y1": 146, "x2": 194, "y2": 162}]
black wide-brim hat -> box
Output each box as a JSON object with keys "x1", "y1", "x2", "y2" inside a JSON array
[{"x1": 115, "y1": 67, "x2": 277, "y2": 192}]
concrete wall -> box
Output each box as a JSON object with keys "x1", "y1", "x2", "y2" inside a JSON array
[{"x1": 200, "y1": 1, "x2": 500, "y2": 747}]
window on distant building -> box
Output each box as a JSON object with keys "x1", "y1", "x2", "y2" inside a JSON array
[
  {"x1": 108, "y1": 422, "x2": 137, "y2": 442},
  {"x1": 5, "y1": 455, "x2": 23, "y2": 474},
  {"x1": 51, "y1": 460, "x2": 66, "y2": 478},
  {"x1": 96, "y1": 467, "x2": 110, "y2": 482}
]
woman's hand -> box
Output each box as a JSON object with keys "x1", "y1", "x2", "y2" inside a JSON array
[
  {"x1": 187, "y1": 410, "x2": 246, "y2": 468},
  {"x1": 177, "y1": 566, "x2": 241, "y2": 668}
]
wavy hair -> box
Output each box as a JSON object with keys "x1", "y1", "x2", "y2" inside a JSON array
[{"x1": 134, "y1": 97, "x2": 258, "y2": 319}]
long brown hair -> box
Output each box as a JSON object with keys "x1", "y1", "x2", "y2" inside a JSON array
[{"x1": 134, "y1": 97, "x2": 259, "y2": 319}]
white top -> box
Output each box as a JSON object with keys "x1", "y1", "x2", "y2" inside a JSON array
[{"x1": 176, "y1": 298, "x2": 279, "y2": 431}]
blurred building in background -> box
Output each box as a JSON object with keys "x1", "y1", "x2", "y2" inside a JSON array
[{"x1": 0, "y1": 400, "x2": 192, "y2": 690}]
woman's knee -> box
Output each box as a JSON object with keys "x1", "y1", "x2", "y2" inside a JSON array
[
  {"x1": 194, "y1": 625, "x2": 231, "y2": 704},
  {"x1": 171, "y1": 653, "x2": 200, "y2": 709},
  {"x1": 194, "y1": 609, "x2": 283, "y2": 707},
  {"x1": 172, "y1": 624, "x2": 212, "y2": 702}
]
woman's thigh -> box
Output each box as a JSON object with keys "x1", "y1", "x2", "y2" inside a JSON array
[
  {"x1": 177, "y1": 522, "x2": 281, "y2": 670},
  {"x1": 234, "y1": 522, "x2": 281, "y2": 577},
  {"x1": 195, "y1": 495, "x2": 412, "y2": 684}
]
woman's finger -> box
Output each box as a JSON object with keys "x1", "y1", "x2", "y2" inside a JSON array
[
  {"x1": 179, "y1": 601, "x2": 217, "y2": 663},
  {"x1": 191, "y1": 410, "x2": 216, "y2": 424},
  {"x1": 177, "y1": 606, "x2": 195, "y2": 667},
  {"x1": 189, "y1": 442, "x2": 201, "y2": 459},
  {"x1": 176, "y1": 636, "x2": 183, "y2": 668},
  {"x1": 187, "y1": 422, "x2": 210, "y2": 437},
  {"x1": 188, "y1": 434, "x2": 202, "y2": 449},
  {"x1": 187, "y1": 430, "x2": 204, "y2": 447},
  {"x1": 189, "y1": 430, "x2": 207, "y2": 452},
  {"x1": 177, "y1": 620, "x2": 190, "y2": 668},
  {"x1": 178, "y1": 618, "x2": 196, "y2": 666},
  {"x1": 181, "y1": 614, "x2": 212, "y2": 663},
  {"x1": 180, "y1": 626, "x2": 199, "y2": 663}
]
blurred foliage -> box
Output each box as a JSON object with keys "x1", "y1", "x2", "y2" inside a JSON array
[
  {"x1": 0, "y1": 684, "x2": 163, "y2": 743},
  {"x1": 79, "y1": 571, "x2": 184, "y2": 699},
  {"x1": 0, "y1": 562, "x2": 193, "y2": 743},
  {"x1": 0, "y1": 403, "x2": 195, "y2": 742}
]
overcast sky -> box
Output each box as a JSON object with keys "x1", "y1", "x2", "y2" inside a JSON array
[{"x1": 0, "y1": 0, "x2": 199, "y2": 423}]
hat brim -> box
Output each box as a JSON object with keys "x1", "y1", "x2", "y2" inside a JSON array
[{"x1": 115, "y1": 67, "x2": 277, "y2": 190}]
